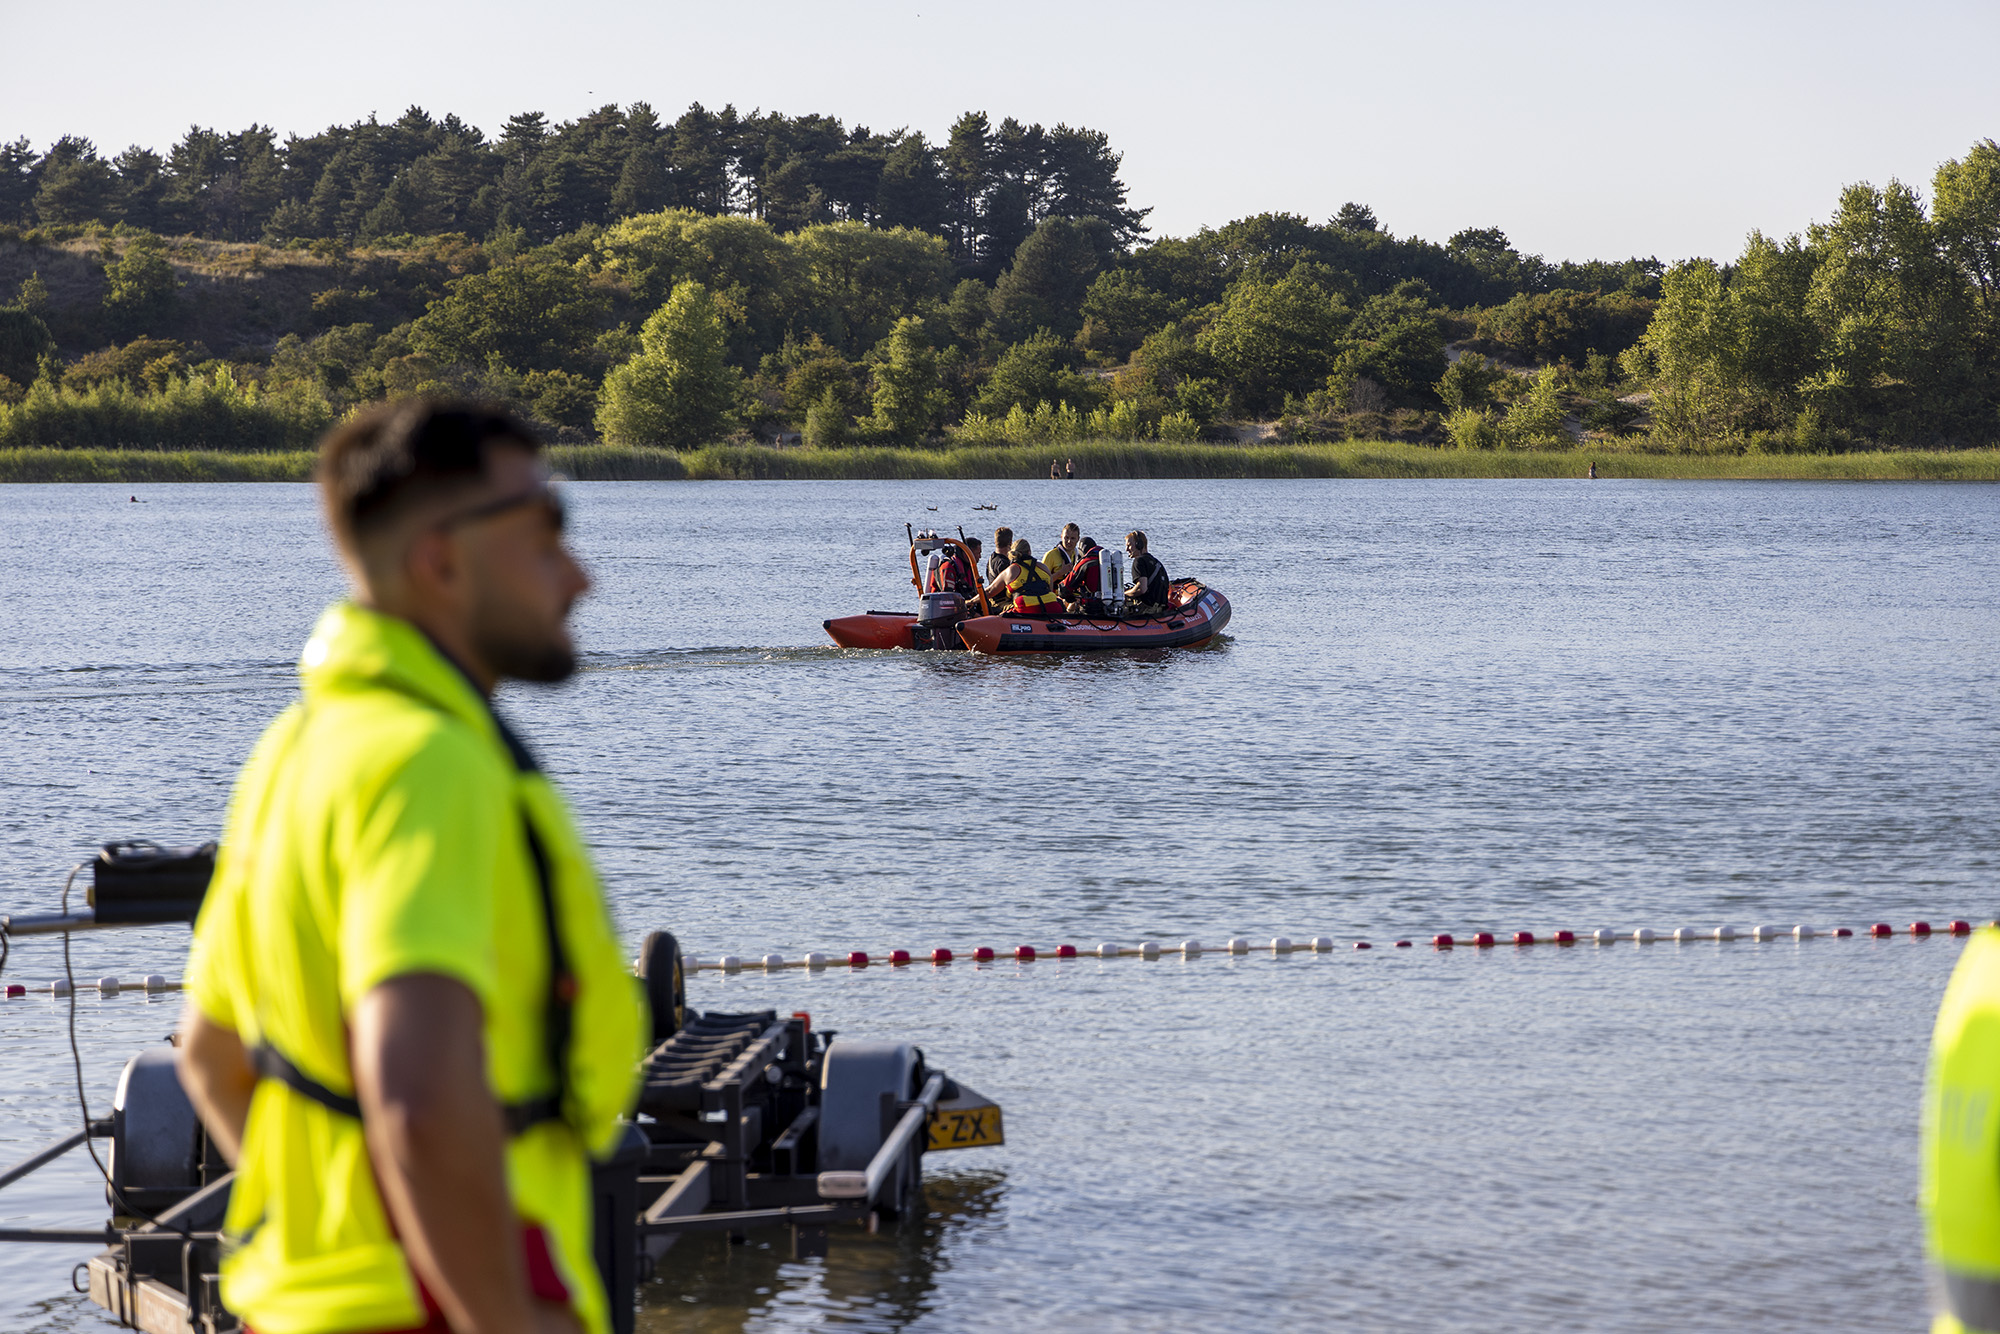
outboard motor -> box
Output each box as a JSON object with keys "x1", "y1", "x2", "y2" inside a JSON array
[
  {"x1": 919, "y1": 591, "x2": 962, "y2": 623},
  {"x1": 1099, "y1": 548, "x2": 1126, "y2": 611}
]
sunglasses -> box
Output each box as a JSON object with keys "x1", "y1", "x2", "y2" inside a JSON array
[{"x1": 436, "y1": 482, "x2": 566, "y2": 535}]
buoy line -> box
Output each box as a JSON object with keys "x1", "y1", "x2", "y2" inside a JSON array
[
  {"x1": 2, "y1": 920, "x2": 1978, "y2": 999},
  {"x1": 681, "y1": 918, "x2": 1983, "y2": 973}
]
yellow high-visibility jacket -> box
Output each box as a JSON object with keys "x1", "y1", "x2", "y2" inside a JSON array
[
  {"x1": 188, "y1": 602, "x2": 643, "y2": 1334},
  {"x1": 1925, "y1": 926, "x2": 2000, "y2": 1334}
]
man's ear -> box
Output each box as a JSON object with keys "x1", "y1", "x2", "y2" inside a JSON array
[{"x1": 403, "y1": 525, "x2": 462, "y2": 601}]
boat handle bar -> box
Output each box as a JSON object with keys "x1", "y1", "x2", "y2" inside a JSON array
[{"x1": 818, "y1": 1072, "x2": 946, "y2": 1204}]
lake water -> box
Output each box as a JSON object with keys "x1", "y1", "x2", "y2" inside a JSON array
[{"x1": 2, "y1": 477, "x2": 1996, "y2": 1332}]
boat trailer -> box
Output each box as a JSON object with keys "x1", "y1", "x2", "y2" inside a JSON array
[{"x1": 0, "y1": 846, "x2": 1003, "y2": 1334}]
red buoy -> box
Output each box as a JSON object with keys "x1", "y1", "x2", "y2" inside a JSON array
[
  {"x1": 1951, "y1": 921, "x2": 1973, "y2": 935},
  {"x1": 1433, "y1": 934, "x2": 1454, "y2": 948},
  {"x1": 1354, "y1": 941, "x2": 1372, "y2": 950},
  {"x1": 973, "y1": 946, "x2": 995, "y2": 961},
  {"x1": 1870, "y1": 923, "x2": 1893, "y2": 937},
  {"x1": 1513, "y1": 931, "x2": 1535, "y2": 946},
  {"x1": 889, "y1": 949, "x2": 911, "y2": 965},
  {"x1": 4, "y1": 984, "x2": 23, "y2": 998},
  {"x1": 1473, "y1": 932, "x2": 1495, "y2": 947},
  {"x1": 1395, "y1": 940, "x2": 1412, "y2": 948},
  {"x1": 1911, "y1": 921, "x2": 1933, "y2": 936},
  {"x1": 848, "y1": 951, "x2": 870, "y2": 967},
  {"x1": 1554, "y1": 930, "x2": 1576, "y2": 944},
  {"x1": 931, "y1": 948, "x2": 954, "y2": 964},
  {"x1": 1016, "y1": 945, "x2": 1036, "y2": 961},
  {"x1": 1055, "y1": 943, "x2": 1077, "y2": 958},
  {"x1": 1834, "y1": 927, "x2": 1853, "y2": 937}
]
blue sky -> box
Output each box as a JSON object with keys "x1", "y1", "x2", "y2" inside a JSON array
[{"x1": 5, "y1": 0, "x2": 1995, "y2": 264}]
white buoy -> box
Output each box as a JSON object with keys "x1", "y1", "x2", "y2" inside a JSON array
[
  {"x1": 50, "y1": 979, "x2": 72, "y2": 996},
  {"x1": 1182, "y1": 939, "x2": 1203, "y2": 955},
  {"x1": 144, "y1": 974, "x2": 167, "y2": 992},
  {"x1": 719, "y1": 955, "x2": 741, "y2": 971},
  {"x1": 804, "y1": 952, "x2": 828, "y2": 969},
  {"x1": 1098, "y1": 942, "x2": 1121, "y2": 958},
  {"x1": 1674, "y1": 928, "x2": 1699, "y2": 942},
  {"x1": 1714, "y1": 926, "x2": 1737, "y2": 941},
  {"x1": 1141, "y1": 941, "x2": 1161, "y2": 958},
  {"x1": 98, "y1": 976, "x2": 121, "y2": 993},
  {"x1": 1795, "y1": 925, "x2": 1815, "y2": 940},
  {"x1": 1754, "y1": 925, "x2": 1776, "y2": 941},
  {"x1": 1310, "y1": 936, "x2": 1334, "y2": 951},
  {"x1": 1593, "y1": 928, "x2": 1616, "y2": 944},
  {"x1": 761, "y1": 954, "x2": 784, "y2": 969},
  {"x1": 1633, "y1": 928, "x2": 1656, "y2": 943},
  {"x1": 1272, "y1": 936, "x2": 1293, "y2": 953},
  {"x1": 1227, "y1": 938, "x2": 1249, "y2": 954}
]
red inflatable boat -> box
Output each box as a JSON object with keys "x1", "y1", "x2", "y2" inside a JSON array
[{"x1": 823, "y1": 530, "x2": 1231, "y2": 655}]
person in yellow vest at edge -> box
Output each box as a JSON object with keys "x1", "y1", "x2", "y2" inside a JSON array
[
  {"x1": 175, "y1": 400, "x2": 645, "y2": 1334},
  {"x1": 1924, "y1": 925, "x2": 2000, "y2": 1334}
]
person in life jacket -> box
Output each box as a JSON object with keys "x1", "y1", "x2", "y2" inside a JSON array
[
  {"x1": 978, "y1": 537, "x2": 1065, "y2": 616},
  {"x1": 1043, "y1": 523, "x2": 1080, "y2": 586},
  {"x1": 1123, "y1": 529, "x2": 1171, "y2": 615},
  {"x1": 925, "y1": 538, "x2": 978, "y2": 600},
  {"x1": 1059, "y1": 536, "x2": 1108, "y2": 615},
  {"x1": 1923, "y1": 925, "x2": 2000, "y2": 1334},
  {"x1": 177, "y1": 401, "x2": 643, "y2": 1334}
]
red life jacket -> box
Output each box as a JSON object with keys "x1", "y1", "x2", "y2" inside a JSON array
[
  {"x1": 1060, "y1": 548, "x2": 1102, "y2": 598},
  {"x1": 927, "y1": 551, "x2": 974, "y2": 595}
]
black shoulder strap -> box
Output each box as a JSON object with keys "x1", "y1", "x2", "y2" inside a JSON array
[
  {"x1": 250, "y1": 1042, "x2": 362, "y2": 1118},
  {"x1": 493, "y1": 708, "x2": 572, "y2": 1136},
  {"x1": 518, "y1": 812, "x2": 573, "y2": 1134}
]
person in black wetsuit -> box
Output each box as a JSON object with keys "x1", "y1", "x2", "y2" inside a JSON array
[{"x1": 1123, "y1": 529, "x2": 1170, "y2": 615}]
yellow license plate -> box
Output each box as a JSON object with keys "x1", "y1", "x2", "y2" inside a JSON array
[{"x1": 927, "y1": 1093, "x2": 1004, "y2": 1151}]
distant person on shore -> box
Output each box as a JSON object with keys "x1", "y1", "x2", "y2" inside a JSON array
[
  {"x1": 1044, "y1": 523, "x2": 1080, "y2": 585},
  {"x1": 1124, "y1": 530, "x2": 1170, "y2": 615},
  {"x1": 1065, "y1": 458, "x2": 1075, "y2": 481},
  {"x1": 978, "y1": 538, "x2": 1065, "y2": 616},
  {"x1": 987, "y1": 527, "x2": 1013, "y2": 580},
  {"x1": 1587, "y1": 461, "x2": 1598, "y2": 479},
  {"x1": 1050, "y1": 459, "x2": 1061, "y2": 480},
  {"x1": 1059, "y1": 537, "x2": 1108, "y2": 615}
]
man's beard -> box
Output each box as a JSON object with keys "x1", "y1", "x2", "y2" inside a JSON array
[
  {"x1": 470, "y1": 593, "x2": 577, "y2": 683},
  {"x1": 482, "y1": 631, "x2": 576, "y2": 683}
]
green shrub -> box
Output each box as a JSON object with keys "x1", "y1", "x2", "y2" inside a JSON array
[
  {"x1": 0, "y1": 370, "x2": 332, "y2": 451},
  {"x1": 1446, "y1": 408, "x2": 1500, "y2": 450},
  {"x1": 1500, "y1": 367, "x2": 1569, "y2": 447}
]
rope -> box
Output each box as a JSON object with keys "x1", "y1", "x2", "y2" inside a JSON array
[
  {"x1": 680, "y1": 918, "x2": 1983, "y2": 971},
  {"x1": 6, "y1": 918, "x2": 1974, "y2": 994}
]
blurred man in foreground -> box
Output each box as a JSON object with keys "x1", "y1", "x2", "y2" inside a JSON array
[{"x1": 177, "y1": 401, "x2": 644, "y2": 1334}]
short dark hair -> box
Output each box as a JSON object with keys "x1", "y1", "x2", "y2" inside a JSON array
[
  {"x1": 1126, "y1": 529, "x2": 1147, "y2": 552},
  {"x1": 994, "y1": 526, "x2": 1013, "y2": 547},
  {"x1": 317, "y1": 400, "x2": 539, "y2": 553},
  {"x1": 965, "y1": 536, "x2": 982, "y2": 551},
  {"x1": 1080, "y1": 536, "x2": 1098, "y2": 552}
]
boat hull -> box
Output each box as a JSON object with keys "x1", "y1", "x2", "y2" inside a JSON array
[
  {"x1": 956, "y1": 583, "x2": 1230, "y2": 654},
  {"x1": 824, "y1": 612, "x2": 966, "y2": 651}
]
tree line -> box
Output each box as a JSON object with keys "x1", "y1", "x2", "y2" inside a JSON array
[
  {"x1": 0, "y1": 104, "x2": 1144, "y2": 280},
  {"x1": 0, "y1": 103, "x2": 1993, "y2": 453}
]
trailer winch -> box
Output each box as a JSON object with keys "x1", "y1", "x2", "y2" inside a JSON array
[{"x1": 0, "y1": 845, "x2": 1003, "y2": 1334}]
